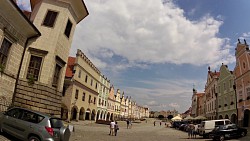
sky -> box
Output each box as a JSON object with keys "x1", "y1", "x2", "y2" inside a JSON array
[{"x1": 18, "y1": 0, "x2": 250, "y2": 113}]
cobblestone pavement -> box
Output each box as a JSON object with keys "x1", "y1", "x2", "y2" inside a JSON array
[{"x1": 0, "y1": 118, "x2": 250, "y2": 141}]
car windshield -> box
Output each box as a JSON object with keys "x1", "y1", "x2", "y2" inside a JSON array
[{"x1": 50, "y1": 118, "x2": 64, "y2": 128}]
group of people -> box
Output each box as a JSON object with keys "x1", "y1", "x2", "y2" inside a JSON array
[
  {"x1": 187, "y1": 122, "x2": 199, "y2": 139},
  {"x1": 109, "y1": 120, "x2": 119, "y2": 136},
  {"x1": 154, "y1": 121, "x2": 167, "y2": 127}
]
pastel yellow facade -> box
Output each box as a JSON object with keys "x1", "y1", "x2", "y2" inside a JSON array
[{"x1": 62, "y1": 49, "x2": 100, "y2": 121}]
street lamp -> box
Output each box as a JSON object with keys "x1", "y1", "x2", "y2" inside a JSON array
[{"x1": 233, "y1": 84, "x2": 238, "y2": 125}]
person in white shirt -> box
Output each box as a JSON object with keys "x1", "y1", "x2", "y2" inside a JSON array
[{"x1": 109, "y1": 120, "x2": 116, "y2": 136}]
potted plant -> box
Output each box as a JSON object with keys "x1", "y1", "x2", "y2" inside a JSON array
[
  {"x1": 27, "y1": 74, "x2": 35, "y2": 85},
  {"x1": 230, "y1": 101, "x2": 234, "y2": 105}
]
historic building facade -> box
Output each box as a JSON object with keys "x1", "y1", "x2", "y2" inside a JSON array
[
  {"x1": 217, "y1": 63, "x2": 237, "y2": 123},
  {"x1": 0, "y1": 0, "x2": 40, "y2": 111},
  {"x1": 1, "y1": 0, "x2": 88, "y2": 117},
  {"x1": 234, "y1": 39, "x2": 250, "y2": 127},
  {"x1": 107, "y1": 85, "x2": 115, "y2": 121},
  {"x1": 205, "y1": 67, "x2": 219, "y2": 120},
  {"x1": 96, "y1": 75, "x2": 110, "y2": 120},
  {"x1": 62, "y1": 49, "x2": 100, "y2": 121}
]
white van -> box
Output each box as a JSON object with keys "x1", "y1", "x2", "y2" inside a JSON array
[{"x1": 199, "y1": 119, "x2": 232, "y2": 138}]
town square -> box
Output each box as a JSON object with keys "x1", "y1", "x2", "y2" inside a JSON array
[{"x1": 1, "y1": 119, "x2": 250, "y2": 141}]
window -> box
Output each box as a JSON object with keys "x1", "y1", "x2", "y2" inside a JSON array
[
  {"x1": 50, "y1": 118, "x2": 64, "y2": 128},
  {"x1": 43, "y1": 10, "x2": 58, "y2": 27},
  {"x1": 99, "y1": 98, "x2": 101, "y2": 105},
  {"x1": 6, "y1": 108, "x2": 22, "y2": 119},
  {"x1": 78, "y1": 70, "x2": 81, "y2": 78},
  {"x1": 85, "y1": 75, "x2": 88, "y2": 83},
  {"x1": 82, "y1": 92, "x2": 85, "y2": 101},
  {"x1": 95, "y1": 83, "x2": 98, "y2": 89},
  {"x1": 22, "y1": 110, "x2": 44, "y2": 123},
  {"x1": 75, "y1": 89, "x2": 79, "y2": 99},
  {"x1": 62, "y1": 86, "x2": 66, "y2": 97},
  {"x1": 94, "y1": 97, "x2": 96, "y2": 104},
  {"x1": 89, "y1": 95, "x2": 91, "y2": 103},
  {"x1": 239, "y1": 90, "x2": 243, "y2": 100},
  {"x1": 52, "y1": 64, "x2": 61, "y2": 87},
  {"x1": 91, "y1": 79, "x2": 93, "y2": 86},
  {"x1": 64, "y1": 19, "x2": 72, "y2": 38},
  {"x1": 243, "y1": 62, "x2": 246, "y2": 69},
  {"x1": 0, "y1": 38, "x2": 12, "y2": 66},
  {"x1": 27, "y1": 55, "x2": 42, "y2": 80},
  {"x1": 247, "y1": 87, "x2": 250, "y2": 97}
]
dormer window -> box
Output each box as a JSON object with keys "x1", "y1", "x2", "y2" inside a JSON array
[
  {"x1": 243, "y1": 62, "x2": 246, "y2": 69},
  {"x1": 43, "y1": 10, "x2": 58, "y2": 27}
]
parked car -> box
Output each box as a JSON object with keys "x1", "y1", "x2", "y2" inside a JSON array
[
  {"x1": 209, "y1": 124, "x2": 247, "y2": 141},
  {"x1": 171, "y1": 121, "x2": 186, "y2": 129},
  {"x1": 199, "y1": 119, "x2": 232, "y2": 138},
  {"x1": 0, "y1": 107, "x2": 70, "y2": 141}
]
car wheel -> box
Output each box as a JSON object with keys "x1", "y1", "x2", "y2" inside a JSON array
[
  {"x1": 241, "y1": 132, "x2": 246, "y2": 137},
  {"x1": 29, "y1": 136, "x2": 41, "y2": 141},
  {"x1": 219, "y1": 135, "x2": 225, "y2": 141}
]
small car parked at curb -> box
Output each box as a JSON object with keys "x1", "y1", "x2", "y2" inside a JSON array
[
  {"x1": 0, "y1": 107, "x2": 70, "y2": 141},
  {"x1": 209, "y1": 124, "x2": 247, "y2": 141}
]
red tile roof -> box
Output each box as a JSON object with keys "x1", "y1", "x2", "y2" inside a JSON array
[
  {"x1": 65, "y1": 57, "x2": 75, "y2": 78},
  {"x1": 196, "y1": 93, "x2": 205, "y2": 97}
]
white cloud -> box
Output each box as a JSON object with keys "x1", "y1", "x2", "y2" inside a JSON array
[
  {"x1": 71, "y1": 0, "x2": 234, "y2": 71},
  {"x1": 169, "y1": 103, "x2": 180, "y2": 109},
  {"x1": 117, "y1": 78, "x2": 204, "y2": 112}
]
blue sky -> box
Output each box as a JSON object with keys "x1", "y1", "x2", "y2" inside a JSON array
[
  {"x1": 17, "y1": 0, "x2": 250, "y2": 113},
  {"x1": 71, "y1": 0, "x2": 250, "y2": 113}
]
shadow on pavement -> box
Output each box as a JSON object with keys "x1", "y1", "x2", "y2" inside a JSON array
[{"x1": 0, "y1": 132, "x2": 22, "y2": 141}]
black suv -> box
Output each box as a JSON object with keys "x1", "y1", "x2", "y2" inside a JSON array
[{"x1": 209, "y1": 124, "x2": 247, "y2": 141}]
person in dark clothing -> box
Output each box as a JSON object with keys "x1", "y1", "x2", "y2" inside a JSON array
[
  {"x1": 126, "y1": 120, "x2": 129, "y2": 129},
  {"x1": 115, "y1": 122, "x2": 119, "y2": 136},
  {"x1": 154, "y1": 121, "x2": 156, "y2": 126}
]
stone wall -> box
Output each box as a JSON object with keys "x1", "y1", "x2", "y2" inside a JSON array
[{"x1": 14, "y1": 79, "x2": 62, "y2": 117}]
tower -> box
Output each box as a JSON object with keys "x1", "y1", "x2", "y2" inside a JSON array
[{"x1": 14, "y1": 0, "x2": 88, "y2": 117}]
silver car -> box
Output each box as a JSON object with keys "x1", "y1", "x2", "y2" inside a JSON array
[{"x1": 0, "y1": 107, "x2": 70, "y2": 141}]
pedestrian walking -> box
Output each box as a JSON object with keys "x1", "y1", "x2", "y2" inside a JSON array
[
  {"x1": 154, "y1": 121, "x2": 155, "y2": 126},
  {"x1": 109, "y1": 120, "x2": 115, "y2": 136},
  {"x1": 187, "y1": 122, "x2": 195, "y2": 139},
  {"x1": 114, "y1": 122, "x2": 119, "y2": 136},
  {"x1": 160, "y1": 121, "x2": 162, "y2": 126},
  {"x1": 194, "y1": 123, "x2": 198, "y2": 138},
  {"x1": 126, "y1": 120, "x2": 129, "y2": 129}
]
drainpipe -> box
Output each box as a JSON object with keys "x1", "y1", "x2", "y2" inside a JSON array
[{"x1": 11, "y1": 34, "x2": 40, "y2": 107}]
